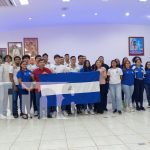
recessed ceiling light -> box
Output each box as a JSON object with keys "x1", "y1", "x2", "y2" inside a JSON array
[
  {"x1": 62, "y1": 0, "x2": 71, "y2": 2},
  {"x1": 62, "y1": 14, "x2": 66, "y2": 17},
  {"x1": 125, "y1": 12, "x2": 130, "y2": 16},
  {"x1": 28, "y1": 17, "x2": 32, "y2": 20},
  {"x1": 94, "y1": 13, "x2": 98, "y2": 16},
  {"x1": 146, "y1": 15, "x2": 150, "y2": 18},
  {"x1": 19, "y1": 0, "x2": 29, "y2": 5},
  {"x1": 101, "y1": 0, "x2": 109, "y2": 2},
  {"x1": 139, "y1": 0, "x2": 147, "y2": 2}
]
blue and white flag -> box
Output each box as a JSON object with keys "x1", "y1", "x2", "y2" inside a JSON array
[{"x1": 39, "y1": 72, "x2": 100, "y2": 106}]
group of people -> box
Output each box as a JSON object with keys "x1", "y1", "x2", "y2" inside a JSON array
[{"x1": 0, "y1": 53, "x2": 150, "y2": 119}]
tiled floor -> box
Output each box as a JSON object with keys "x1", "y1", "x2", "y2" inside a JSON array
[{"x1": 1, "y1": 109, "x2": 150, "y2": 150}]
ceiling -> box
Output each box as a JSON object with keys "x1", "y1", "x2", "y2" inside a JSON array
[{"x1": 0, "y1": 0, "x2": 150, "y2": 31}]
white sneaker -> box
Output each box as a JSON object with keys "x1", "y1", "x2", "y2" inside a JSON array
[
  {"x1": 62, "y1": 111, "x2": 68, "y2": 117},
  {"x1": 89, "y1": 109, "x2": 95, "y2": 115},
  {"x1": 52, "y1": 111, "x2": 57, "y2": 118},
  {"x1": 84, "y1": 109, "x2": 89, "y2": 115},
  {"x1": 130, "y1": 107, "x2": 135, "y2": 112},
  {"x1": 7, "y1": 115, "x2": 14, "y2": 119},
  {"x1": 34, "y1": 111, "x2": 38, "y2": 116},
  {"x1": 0, "y1": 114, "x2": 7, "y2": 119}
]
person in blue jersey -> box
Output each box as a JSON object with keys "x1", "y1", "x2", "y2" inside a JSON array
[
  {"x1": 17, "y1": 61, "x2": 33, "y2": 119},
  {"x1": 144, "y1": 61, "x2": 150, "y2": 107},
  {"x1": 122, "y1": 60, "x2": 135, "y2": 112},
  {"x1": 133, "y1": 59, "x2": 145, "y2": 111},
  {"x1": 80, "y1": 60, "x2": 95, "y2": 115}
]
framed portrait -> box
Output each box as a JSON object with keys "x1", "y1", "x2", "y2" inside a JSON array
[
  {"x1": 129, "y1": 37, "x2": 144, "y2": 56},
  {"x1": 8, "y1": 42, "x2": 23, "y2": 59},
  {"x1": 24, "y1": 38, "x2": 38, "y2": 57},
  {"x1": 0, "y1": 48, "x2": 7, "y2": 60}
]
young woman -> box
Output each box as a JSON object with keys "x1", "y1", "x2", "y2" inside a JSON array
[
  {"x1": 95, "y1": 60, "x2": 107, "y2": 114},
  {"x1": 17, "y1": 61, "x2": 33, "y2": 119},
  {"x1": 122, "y1": 60, "x2": 134, "y2": 112},
  {"x1": 80, "y1": 60, "x2": 94, "y2": 115},
  {"x1": 108, "y1": 60, "x2": 123, "y2": 114},
  {"x1": 134, "y1": 59, "x2": 145, "y2": 111},
  {"x1": 144, "y1": 61, "x2": 150, "y2": 107},
  {"x1": 121, "y1": 57, "x2": 128, "y2": 69}
]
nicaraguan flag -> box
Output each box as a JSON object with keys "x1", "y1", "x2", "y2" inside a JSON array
[{"x1": 39, "y1": 72, "x2": 100, "y2": 106}]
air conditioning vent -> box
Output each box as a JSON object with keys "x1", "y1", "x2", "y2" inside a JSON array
[{"x1": 0, "y1": 0, "x2": 16, "y2": 7}]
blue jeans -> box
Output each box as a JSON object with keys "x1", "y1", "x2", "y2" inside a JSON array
[
  {"x1": 144, "y1": 83, "x2": 150, "y2": 105},
  {"x1": 122, "y1": 84, "x2": 134, "y2": 107},
  {"x1": 13, "y1": 85, "x2": 22, "y2": 115},
  {"x1": 109, "y1": 83, "x2": 122, "y2": 111}
]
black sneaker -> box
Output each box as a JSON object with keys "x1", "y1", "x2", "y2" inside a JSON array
[
  {"x1": 113, "y1": 109, "x2": 117, "y2": 113},
  {"x1": 136, "y1": 106, "x2": 141, "y2": 111},
  {"x1": 118, "y1": 111, "x2": 122, "y2": 115},
  {"x1": 13, "y1": 114, "x2": 19, "y2": 118},
  {"x1": 140, "y1": 107, "x2": 145, "y2": 111}
]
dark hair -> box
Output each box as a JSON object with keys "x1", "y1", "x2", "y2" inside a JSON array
[
  {"x1": 123, "y1": 60, "x2": 131, "y2": 69},
  {"x1": 132, "y1": 56, "x2": 142, "y2": 63},
  {"x1": 22, "y1": 55, "x2": 30, "y2": 60},
  {"x1": 54, "y1": 54, "x2": 60, "y2": 59},
  {"x1": 70, "y1": 56, "x2": 76, "y2": 59},
  {"x1": 65, "y1": 54, "x2": 69, "y2": 56},
  {"x1": 122, "y1": 57, "x2": 128, "y2": 65},
  {"x1": 135, "y1": 58, "x2": 142, "y2": 63},
  {"x1": 60, "y1": 56, "x2": 64, "y2": 59},
  {"x1": 98, "y1": 56, "x2": 104, "y2": 59},
  {"x1": 94, "y1": 59, "x2": 102, "y2": 71},
  {"x1": 83, "y1": 60, "x2": 92, "y2": 71},
  {"x1": 145, "y1": 61, "x2": 150, "y2": 71},
  {"x1": 4, "y1": 55, "x2": 12, "y2": 62},
  {"x1": 78, "y1": 55, "x2": 83, "y2": 60},
  {"x1": 14, "y1": 56, "x2": 21, "y2": 61},
  {"x1": 20, "y1": 61, "x2": 27, "y2": 71},
  {"x1": 35, "y1": 55, "x2": 41, "y2": 60},
  {"x1": 0, "y1": 55, "x2": 2, "y2": 59},
  {"x1": 110, "y1": 60, "x2": 117, "y2": 68},
  {"x1": 42, "y1": 53, "x2": 48, "y2": 57},
  {"x1": 38, "y1": 58, "x2": 45, "y2": 63}
]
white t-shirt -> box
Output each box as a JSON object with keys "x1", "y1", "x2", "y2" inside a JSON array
[
  {"x1": 9, "y1": 65, "x2": 20, "y2": 85},
  {"x1": 0, "y1": 64, "x2": 3, "y2": 82},
  {"x1": 51, "y1": 64, "x2": 69, "y2": 73},
  {"x1": 45, "y1": 63, "x2": 55, "y2": 70},
  {"x1": 69, "y1": 65, "x2": 80, "y2": 72},
  {"x1": 107, "y1": 68, "x2": 123, "y2": 84},
  {"x1": 27, "y1": 64, "x2": 38, "y2": 72},
  {"x1": 77, "y1": 64, "x2": 83, "y2": 70},
  {"x1": 2, "y1": 62, "x2": 12, "y2": 83}
]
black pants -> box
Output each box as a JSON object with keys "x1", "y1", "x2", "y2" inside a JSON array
[
  {"x1": 134, "y1": 79, "x2": 144, "y2": 107},
  {"x1": 95, "y1": 84, "x2": 108, "y2": 113}
]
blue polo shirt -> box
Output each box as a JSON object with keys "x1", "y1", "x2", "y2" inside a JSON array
[
  {"x1": 17, "y1": 69, "x2": 33, "y2": 89},
  {"x1": 122, "y1": 69, "x2": 134, "y2": 86},
  {"x1": 134, "y1": 66, "x2": 145, "y2": 80},
  {"x1": 144, "y1": 69, "x2": 150, "y2": 84}
]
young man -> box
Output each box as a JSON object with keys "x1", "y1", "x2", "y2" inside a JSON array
[
  {"x1": 64, "y1": 54, "x2": 70, "y2": 67},
  {"x1": 33, "y1": 58, "x2": 52, "y2": 119},
  {"x1": 69, "y1": 56, "x2": 80, "y2": 72},
  {"x1": 28, "y1": 55, "x2": 41, "y2": 71},
  {"x1": 77, "y1": 55, "x2": 84, "y2": 69},
  {"x1": 60, "y1": 56, "x2": 65, "y2": 65},
  {"x1": 9, "y1": 56, "x2": 22, "y2": 118},
  {"x1": 2, "y1": 55, "x2": 13, "y2": 119},
  {"x1": 42, "y1": 53, "x2": 54, "y2": 70},
  {"x1": 51, "y1": 55, "x2": 70, "y2": 116}
]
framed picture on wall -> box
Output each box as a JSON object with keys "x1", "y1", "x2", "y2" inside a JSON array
[
  {"x1": 0, "y1": 48, "x2": 7, "y2": 60},
  {"x1": 129, "y1": 37, "x2": 144, "y2": 56},
  {"x1": 8, "y1": 42, "x2": 23, "y2": 59},
  {"x1": 24, "y1": 38, "x2": 38, "y2": 57}
]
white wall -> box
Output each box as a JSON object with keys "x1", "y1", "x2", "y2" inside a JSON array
[{"x1": 0, "y1": 24, "x2": 150, "y2": 64}]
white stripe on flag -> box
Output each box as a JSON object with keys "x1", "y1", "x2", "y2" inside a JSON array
[{"x1": 41, "y1": 81, "x2": 100, "y2": 96}]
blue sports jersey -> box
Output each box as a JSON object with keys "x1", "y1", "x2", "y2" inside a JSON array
[
  {"x1": 122, "y1": 69, "x2": 134, "y2": 86},
  {"x1": 17, "y1": 69, "x2": 33, "y2": 89},
  {"x1": 134, "y1": 66, "x2": 145, "y2": 79},
  {"x1": 144, "y1": 69, "x2": 150, "y2": 84}
]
